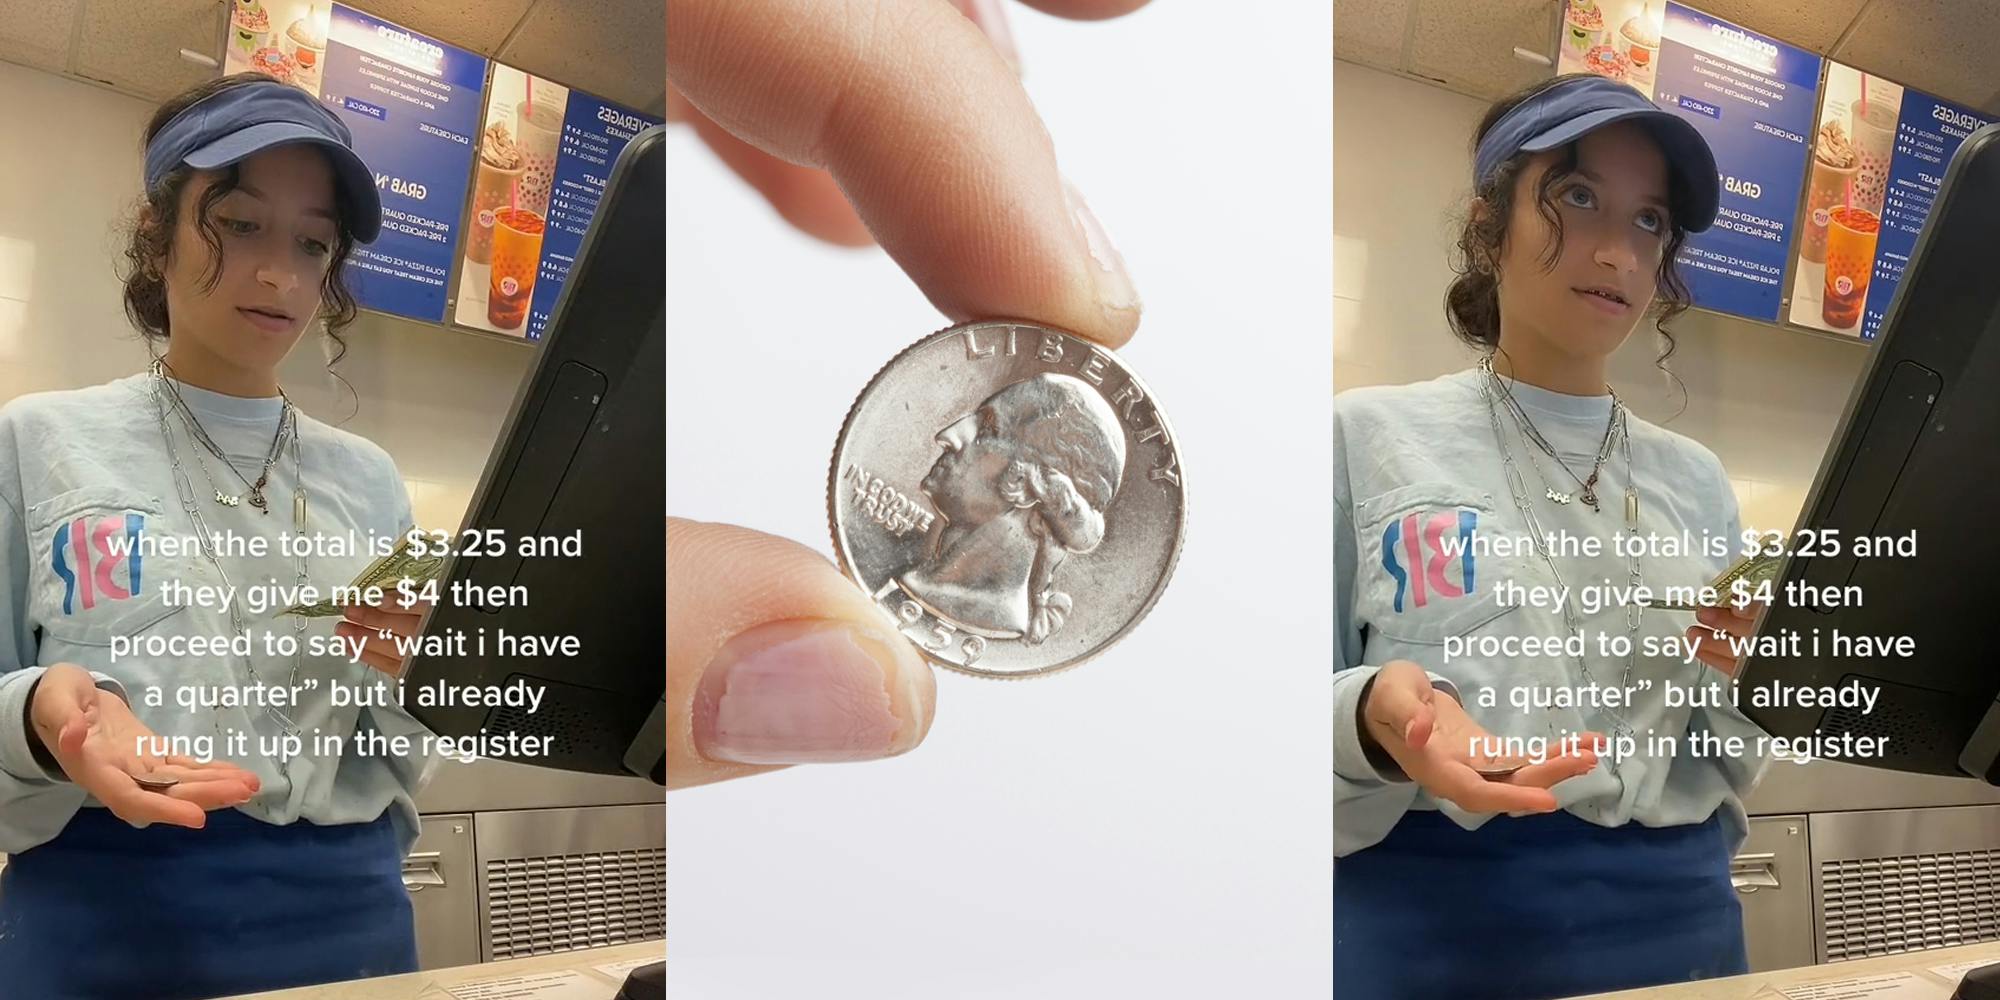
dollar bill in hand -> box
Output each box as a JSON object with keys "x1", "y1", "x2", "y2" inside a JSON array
[
  {"x1": 1638, "y1": 549, "x2": 1786, "y2": 611},
  {"x1": 277, "y1": 531, "x2": 450, "y2": 617}
]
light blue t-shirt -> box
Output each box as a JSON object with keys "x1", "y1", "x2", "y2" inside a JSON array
[
  {"x1": 1334, "y1": 366, "x2": 1773, "y2": 858},
  {"x1": 0, "y1": 371, "x2": 441, "y2": 855}
]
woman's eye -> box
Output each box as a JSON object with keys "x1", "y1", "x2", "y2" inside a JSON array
[
  {"x1": 300, "y1": 237, "x2": 331, "y2": 257},
  {"x1": 219, "y1": 217, "x2": 257, "y2": 235},
  {"x1": 1562, "y1": 186, "x2": 1595, "y2": 209},
  {"x1": 1637, "y1": 210, "x2": 1664, "y2": 235}
]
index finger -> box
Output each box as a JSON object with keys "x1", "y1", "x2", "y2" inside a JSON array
[{"x1": 668, "y1": 0, "x2": 1142, "y2": 347}]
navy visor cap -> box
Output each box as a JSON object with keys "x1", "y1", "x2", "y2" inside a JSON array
[
  {"x1": 144, "y1": 79, "x2": 382, "y2": 243},
  {"x1": 1474, "y1": 75, "x2": 1720, "y2": 233}
]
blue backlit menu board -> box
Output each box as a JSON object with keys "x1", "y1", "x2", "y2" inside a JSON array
[
  {"x1": 226, "y1": 2, "x2": 486, "y2": 324},
  {"x1": 1651, "y1": 4, "x2": 1820, "y2": 322},
  {"x1": 524, "y1": 92, "x2": 660, "y2": 341},
  {"x1": 1559, "y1": 1, "x2": 1820, "y2": 323}
]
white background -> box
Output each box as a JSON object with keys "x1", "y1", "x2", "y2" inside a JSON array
[{"x1": 665, "y1": 3, "x2": 1332, "y2": 997}]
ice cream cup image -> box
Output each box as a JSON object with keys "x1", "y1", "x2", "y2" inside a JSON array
[
  {"x1": 1565, "y1": 0, "x2": 1607, "y2": 54},
  {"x1": 231, "y1": 3, "x2": 271, "y2": 56},
  {"x1": 1584, "y1": 44, "x2": 1630, "y2": 84},
  {"x1": 282, "y1": 17, "x2": 328, "y2": 93},
  {"x1": 1619, "y1": 16, "x2": 1659, "y2": 73},
  {"x1": 247, "y1": 46, "x2": 295, "y2": 86}
]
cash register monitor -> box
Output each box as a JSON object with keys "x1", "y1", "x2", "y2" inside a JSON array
[
  {"x1": 397, "y1": 125, "x2": 666, "y2": 784},
  {"x1": 1734, "y1": 123, "x2": 2000, "y2": 783}
]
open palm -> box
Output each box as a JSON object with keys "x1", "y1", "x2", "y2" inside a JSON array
[{"x1": 31, "y1": 664, "x2": 260, "y2": 828}]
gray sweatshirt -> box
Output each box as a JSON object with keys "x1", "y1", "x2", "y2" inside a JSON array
[
  {"x1": 0, "y1": 371, "x2": 440, "y2": 855},
  {"x1": 1334, "y1": 367, "x2": 1773, "y2": 857}
]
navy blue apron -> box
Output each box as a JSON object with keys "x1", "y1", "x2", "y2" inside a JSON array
[
  {"x1": 0, "y1": 805, "x2": 417, "y2": 999},
  {"x1": 1334, "y1": 807, "x2": 1747, "y2": 999}
]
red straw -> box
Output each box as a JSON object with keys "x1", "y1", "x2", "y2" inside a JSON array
[
  {"x1": 1844, "y1": 178, "x2": 1852, "y2": 212},
  {"x1": 510, "y1": 179, "x2": 518, "y2": 214}
]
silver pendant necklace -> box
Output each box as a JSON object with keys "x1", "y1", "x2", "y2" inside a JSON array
[
  {"x1": 1479, "y1": 365, "x2": 1650, "y2": 770},
  {"x1": 148, "y1": 365, "x2": 310, "y2": 780},
  {"x1": 1482, "y1": 355, "x2": 1619, "y2": 511},
  {"x1": 153, "y1": 359, "x2": 288, "y2": 513}
]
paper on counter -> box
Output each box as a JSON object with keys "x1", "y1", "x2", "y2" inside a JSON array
[
  {"x1": 590, "y1": 956, "x2": 660, "y2": 981},
  {"x1": 1777, "y1": 971, "x2": 1950, "y2": 1000},
  {"x1": 1929, "y1": 958, "x2": 2000, "y2": 983},
  {"x1": 447, "y1": 970, "x2": 614, "y2": 1000}
]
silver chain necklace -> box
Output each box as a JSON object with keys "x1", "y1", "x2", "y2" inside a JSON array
[
  {"x1": 148, "y1": 363, "x2": 310, "y2": 775},
  {"x1": 154, "y1": 360, "x2": 289, "y2": 513},
  {"x1": 1478, "y1": 363, "x2": 1652, "y2": 766},
  {"x1": 1484, "y1": 356, "x2": 1619, "y2": 510}
]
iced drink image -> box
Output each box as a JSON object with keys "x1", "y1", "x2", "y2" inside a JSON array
[
  {"x1": 1822, "y1": 206, "x2": 1880, "y2": 330},
  {"x1": 467, "y1": 124, "x2": 524, "y2": 265},
  {"x1": 1852, "y1": 99, "x2": 1898, "y2": 218},
  {"x1": 1565, "y1": 0, "x2": 1606, "y2": 55},
  {"x1": 232, "y1": 3, "x2": 271, "y2": 56},
  {"x1": 515, "y1": 99, "x2": 563, "y2": 217},
  {"x1": 488, "y1": 208, "x2": 545, "y2": 331},
  {"x1": 1803, "y1": 120, "x2": 1859, "y2": 264}
]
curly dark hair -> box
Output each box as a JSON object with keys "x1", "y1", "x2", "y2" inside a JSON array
[
  {"x1": 120, "y1": 72, "x2": 360, "y2": 365},
  {"x1": 1446, "y1": 73, "x2": 1694, "y2": 395}
]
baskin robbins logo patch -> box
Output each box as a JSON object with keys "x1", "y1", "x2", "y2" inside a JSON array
[
  {"x1": 51, "y1": 513, "x2": 146, "y2": 615},
  {"x1": 1381, "y1": 507, "x2": 1477, "y2": 613}
]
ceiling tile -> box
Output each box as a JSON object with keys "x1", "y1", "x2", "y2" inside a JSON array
[
  {"x1": 0, "y1": 0, "x2": 79, "y2": 75},
  {"x1": 1686, "y1": 0, "x2": 1868, "y2": 54},
  {"x1": 342, "y1": 0, "x2": 537, "y2": 55},
  {"x1": 1333, "y1": 0, "x2": 1412, "y2": 71},
  {"x1": 1836, "y1": 1, "x2": 2000, "y2": 115},
  {"x1": 1407, "y1": 0, "x2": 1551, "y2": 101},
  {"x1": 497, "y1": 0, "x2": 660, "y2": 113},
  {"x1": 72, "y1": 0, "x2": 216, "y2": 102}
]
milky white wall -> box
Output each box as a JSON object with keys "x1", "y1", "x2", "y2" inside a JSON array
[
  {"x1": 0, "y1": 58, "x2": 534, "y2": 534},
  {"x1": 1334, "y1": 59, "x2": 1871, "y2": 535}
]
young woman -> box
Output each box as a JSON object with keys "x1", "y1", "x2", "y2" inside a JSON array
[
  {"x1": 1332, "y1": 74, "x2": 1773, "y2": 997},
  {"x1": 0, "y1": 73, "x2": 440, "y2": 997}
]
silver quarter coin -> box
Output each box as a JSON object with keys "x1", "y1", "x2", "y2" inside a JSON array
[{"x1": 829, "y1": 321, "x2": 1187, "y2": 678}]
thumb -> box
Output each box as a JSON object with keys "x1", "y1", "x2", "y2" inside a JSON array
[
  {"x1": 1368, "y1": 661, "x2": 1437, "y2": 751},
  {"x1": 40, "y1": 673, "x2": 98, "y2": 760},
  {"x1": 667, "y1": 518, "x2": 936, "y2": 789}
]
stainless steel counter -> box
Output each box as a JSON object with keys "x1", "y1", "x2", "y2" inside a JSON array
[
  {"x1": 1745, "y1": 758, "x2": 2000, "y2": 816},
  {"x1": 413, "y1": 756, "x2": 663, "y2": 814}
]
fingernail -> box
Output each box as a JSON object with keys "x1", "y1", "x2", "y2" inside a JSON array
[
  {"x1": 952, "y1": 0, "x2": 1020, "y2": 75},
  {"x1": 1064, "y1": 178, "x2": 1142, "y2": 317},
  {"x1": 692, "y1": 620, "x2": 930, "y2": 765}
]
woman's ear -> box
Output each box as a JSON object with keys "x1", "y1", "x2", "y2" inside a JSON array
[{"x1": 1470, "y1": 197, "x2": 1490, "y2": 227}]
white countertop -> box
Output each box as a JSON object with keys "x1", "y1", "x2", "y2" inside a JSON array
[
  {"x1": 1576, "y1": 941, "x2": 2000, "y2": 998},
  {"x1": 226, "y1": 940, "x2": 662, "y2": 999}
]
